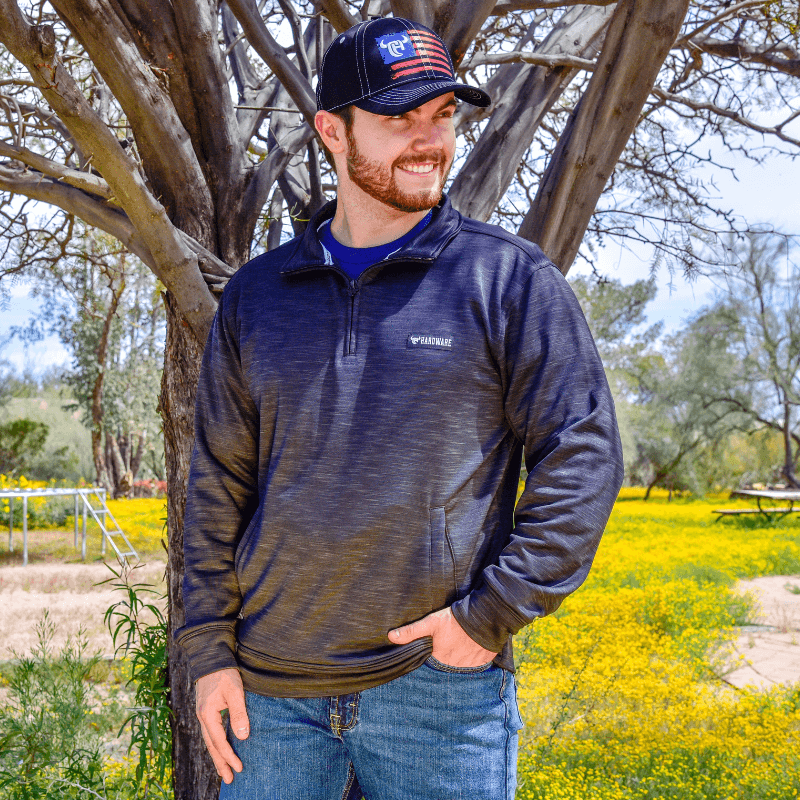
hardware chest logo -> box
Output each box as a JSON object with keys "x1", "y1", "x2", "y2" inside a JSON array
[{"x1": 407, "y1": 334, "x2": 453, "y2": 351}]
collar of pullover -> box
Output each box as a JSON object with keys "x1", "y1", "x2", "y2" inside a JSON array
[{"x1": 280, "y1": 194, "x2": 463, "y2": 275}]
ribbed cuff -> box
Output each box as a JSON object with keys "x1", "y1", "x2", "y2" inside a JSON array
[
  {"x1": 451, "y1": 583, "x2": 529, "y2": 654},
  {"x1": 175, "y1": 625, "x2": 239, "y2": 683}
]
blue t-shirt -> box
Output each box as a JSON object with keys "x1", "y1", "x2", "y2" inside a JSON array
[{"x1": 319, "y1": 211, "x2": 433, "y2": 281}]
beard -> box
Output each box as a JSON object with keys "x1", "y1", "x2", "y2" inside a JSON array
[{"x1": 345, "y1": 127, "x2": 451, "y2": 213}]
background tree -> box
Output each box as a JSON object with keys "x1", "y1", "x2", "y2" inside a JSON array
[
  {"x1": 11, "y1": 223, "x2": 165, "y2": 496},
  {"x1": 673, "y1": 232, "x2": 800, "y2": 487},
  {"x1": 0, "y1": 417, "x2": 49, "y2": 475},
  {"x1": 0, "y1": 1, "x2": 798, "y2": 796}
]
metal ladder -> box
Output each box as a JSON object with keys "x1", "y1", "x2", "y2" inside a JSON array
[{"x1": 78, "y1": 488, "x2": 139, "y2": 565}]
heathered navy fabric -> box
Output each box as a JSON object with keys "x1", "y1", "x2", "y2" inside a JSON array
[{"x1": 176, "y1": 196, "x2": 624, "y2": 698}]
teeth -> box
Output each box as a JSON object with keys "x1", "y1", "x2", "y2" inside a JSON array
[{"x1": 401, "y1": 164, "x2": 436, "y2": 174}]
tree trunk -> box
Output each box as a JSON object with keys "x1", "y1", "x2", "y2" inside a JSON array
[
  {"x1": 160, "y1": 292, "x2": 220, "y2": 800},
  {"x1": 782, "y1": 402, "x2": 799, "y2": 488},
  {"x1": 91, "y1": 426, "x2": 113, "y2": 495},
  {"x1": 130, "y1": 430, "x2": 146, "y2": 485},
  {"x1": 519, "y1": 0, "x2": 690, "y2": 273}
]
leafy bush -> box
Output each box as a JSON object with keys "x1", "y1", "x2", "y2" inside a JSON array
[
  {"x1": 102, "y1": 563, "x2": 171, "y2": 797},
  {"x1": 0, "y1": 613, "x2": 109, "y2": 799},
  {"x1": 0, "y1": 419, "x2": 49, "y2": 477}
]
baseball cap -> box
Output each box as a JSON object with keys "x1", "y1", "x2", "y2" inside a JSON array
[{"x1": 316, "y1": 17, "x2": 491, "y2": 116}]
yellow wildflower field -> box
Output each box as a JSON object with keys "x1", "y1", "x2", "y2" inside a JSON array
[{"x1": 515, "y1": 487, "x2": 800, "y2": 799}]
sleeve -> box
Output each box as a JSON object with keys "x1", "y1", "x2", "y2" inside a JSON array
[
  {"x1": 451, "y1": 262, "x2": 624, "y2": 653},
  {"x1": 173, "y1": 287, "x2": 260, "y2": 682}
]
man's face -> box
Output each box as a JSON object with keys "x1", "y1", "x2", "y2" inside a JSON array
[{"x1": 344, "y1": 93, "x2": 457, "y2": 213}]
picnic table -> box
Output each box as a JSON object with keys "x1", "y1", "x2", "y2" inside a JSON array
[{"x1": 714, "y1": 488, "x2": 800, "y2": 522}]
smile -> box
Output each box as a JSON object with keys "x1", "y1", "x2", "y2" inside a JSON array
[{"x1": 398, "y1": 163, "x2": 437, "y2": 175}]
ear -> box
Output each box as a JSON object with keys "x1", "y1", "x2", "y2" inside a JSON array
[{"x1": 315, "y1": 110, "x2": 347, "y2": 156}]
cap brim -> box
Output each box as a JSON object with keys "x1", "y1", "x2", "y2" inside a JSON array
[{"x1": 354, "y1": 79, "x2": 491, "y2": 116}]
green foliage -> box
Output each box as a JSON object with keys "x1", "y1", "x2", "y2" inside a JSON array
[
  {"x1": 0, "y1": 382, "x2": 92, "y2": 483},
  {"x1": 102, "y1": 563, "x2": 171, "y2": 796},
  {"x1": 0, "y1": 418, "x2": 49, "y2": 476},
  {"x1": 0, "y1": 612, "x2": 106, "y2": 799}
]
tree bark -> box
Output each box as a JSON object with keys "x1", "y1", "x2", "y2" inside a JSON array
[
  {"x1": 449, "y1": 5, "x2": 612, "y2": 221},
  {"x1": 160, "y1": 292, "x2": 219, "y2": 799},
  {"x1": 389, "y1": 0, "x2": 498, "y2": 66},
  {"x1": 518, "y1": 0, "x2": 690, "y2": 273}
]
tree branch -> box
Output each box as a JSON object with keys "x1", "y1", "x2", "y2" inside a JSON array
[
  {"x1": 49, "y1": 0, "x2": 215, "y2": 241},
  {"x1": 492, "y1": 0, "x2": 616, "y2": 13},
  {"x1": 0, "y1": 0, "x2": 217, "y2": 340},
  {"x1": 518, "y1": 0, "x2": 691, "y2": 273},
  {"x1": 0, "y1": 164, "x2": 155, "y2": 268},
  {"x1": 0, "y1": 163, "x2": 235, "y2": 292},
  {"x1": 685, "y1": 34, "x2": 800, "y2": 78},
  {"x1": 226, "y1": 0, "x2": 318, "y2": 129},
  {"x1": 0, "y1": 141, "x2": 116, "y2": 201},
  {"x1": 449, "y1": 4, "x2": 612, "y2": 222},
  {"x1": 319, "y1": 0, "x2": 360, "y2": 33},
  {"x1": 462, "y1": 50, "x2": 597, "y2": 71},
  {"x1": 675, "y1": 0, "x2": 776, "y2": 47},
  {"x1": 651, "y1": 87, "x2": 800, "y2": 148},
  {"x1": 171, "y1": 0, "x2": 249, "y2": 195}
]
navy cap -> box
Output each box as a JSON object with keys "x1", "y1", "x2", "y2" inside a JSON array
[{"x1": 316, "y1": 18, "x2": 491, "y2": 115}]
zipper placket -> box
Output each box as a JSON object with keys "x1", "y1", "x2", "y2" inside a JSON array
[
  {"x1": 346, "y1": 279, "x2": 359, "y2": 357},
  {"x1": 286, "y1": 257, "x2": 435, "y2": 359}
]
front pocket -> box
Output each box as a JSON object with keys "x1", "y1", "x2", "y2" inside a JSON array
[
  {"x1": 430, "y1": 506, "x2": 457, "y2": 607},
  {"x1": 424, "y1": 655, "x2": 495, "y2": 674}
]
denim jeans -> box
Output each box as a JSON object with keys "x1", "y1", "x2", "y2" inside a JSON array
[{"x1": 219, "y1": 657, "x2": 523, "y2": 800}]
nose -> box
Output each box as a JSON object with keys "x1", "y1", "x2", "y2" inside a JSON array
[{"x1": 410, "y1": 117, "x2": 444, "y2": 150}]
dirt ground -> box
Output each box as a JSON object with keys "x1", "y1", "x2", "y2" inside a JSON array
[
  {"x1": 0, "y1": 560, "x2": 166, "y2": 660},
  {"x1": 0, "y1": 562, "x2": 798, "y2": 690},
  {"x1": 726, "y1": 574, "x2": 800, "y2": 689}
]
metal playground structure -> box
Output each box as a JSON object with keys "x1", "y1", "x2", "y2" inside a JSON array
[{"x1": 1, "y1": 487, "x2": 138, "y2": 566}]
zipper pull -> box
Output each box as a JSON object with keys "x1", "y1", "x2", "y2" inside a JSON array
[{"x1": 349, "y1": 279, "x2": 359, "y2": 296}]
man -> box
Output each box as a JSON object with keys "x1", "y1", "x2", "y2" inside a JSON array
[{"x1": 176, "y1": 16, "x2": 623, "y2": 800}]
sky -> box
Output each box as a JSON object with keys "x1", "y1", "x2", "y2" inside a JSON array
[{"x1": 1, "y1": 137, "x2": 798, "y2": 375}]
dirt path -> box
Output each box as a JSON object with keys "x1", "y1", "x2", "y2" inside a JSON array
[
  {"x1": 726, "y1": 574, "x2": 800, "y2": 689},
  {"x1": 1, "y1": 563, "x2": 798, "y2": 690}
]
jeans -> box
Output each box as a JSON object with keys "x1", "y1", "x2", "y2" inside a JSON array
[{"x1": 219, "y1": 657, "x2": 524, "y2": 800}]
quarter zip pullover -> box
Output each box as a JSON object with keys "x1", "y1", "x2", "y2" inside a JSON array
[{"x1": 176, "y1": 197, "x2": 624, "y2": 697}]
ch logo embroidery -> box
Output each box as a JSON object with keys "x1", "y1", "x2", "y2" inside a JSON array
[
  {"x1": 407, "y1": 334, "x2": 453, "y2": 351},
  {"x1": 376, "y1": 33, "x2": 414, "y2": 64}
]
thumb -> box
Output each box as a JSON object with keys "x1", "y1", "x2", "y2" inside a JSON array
[
  {"x1": 389, "y1": 613, "x2": 436, "y2": 644},
  {"x1": 226, "y1": 684, "x2": 250, "y2": 740}
]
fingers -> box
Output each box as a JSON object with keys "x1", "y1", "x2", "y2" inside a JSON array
[
  {"x1": 388, "y1": 611, "x2": 437, "y2": 643},
  {"x1": 195, "y1": 668, "x2": 247, "y2": 784},
  {"x1": 228, "y1": 683, "x2": 251, "y2": 740}
]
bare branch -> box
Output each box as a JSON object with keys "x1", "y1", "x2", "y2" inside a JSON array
[
  {"x1": 171, "y1": 0, "x2": 248, "y2": 191},
  {"x1": 519, "y1": 0, "x2": 691, "y2": 273},
  {"x1": 49, "y1": 0, "x2": 215, "y2": 239},
  {"x1": 450, "y1": 4, "x2": 613, "y2": 221},
  {"x1": 651, "y1": 87, "x2": 800, "y2": 148},
  {"x1": 318, "y1": 0, "x2": 360, "y2": 33},
  {"x1": 0, "y1": 164, "x2": 155, "y2": 268},
  {"x1": 226, "y1": 0, "x2": 318, "y2": 128},
  {"x1": 686, "y1": 33, "x2": 800, "y2": 79},
  {"x1": 492, "y1": 0, "x2": 616, "y2": 13},
  {"x1": 462, "y1": 50, "x2": 597, "y2": 71},
  {"x1": 0, "y1": 0, "x2": 217, "y2": 341},
  {"x1": 0, "y1": 141, "x2": 115, "y2": 200},
  {"x1": 675, "y1": 0, "x2": 774, "y2": 47}
]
